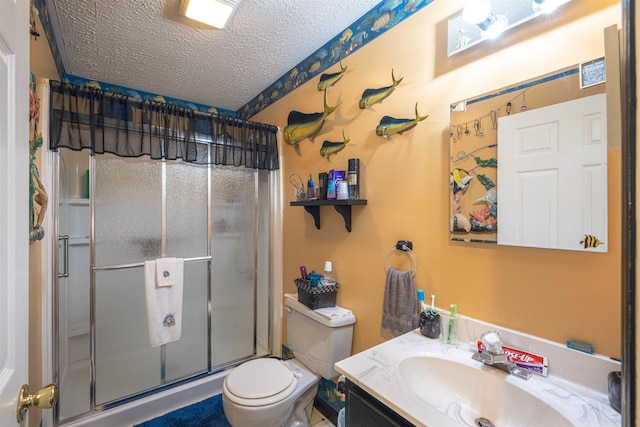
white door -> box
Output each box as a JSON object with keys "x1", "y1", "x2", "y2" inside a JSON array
[
  {"x1": 498, "y1": 93, "x2": 607, "y2": 251},
  {"x1": 0, "y1": 0, "x2": 31, "y2": 425}
]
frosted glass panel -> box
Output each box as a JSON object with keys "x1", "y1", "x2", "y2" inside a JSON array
[
  {"x1": 211, "y1": 166, "x2": 256, "y2": 366},
  {"x1": 94, "y1": 155, "x2": 162, "y2": 266},
  {"x1": 166, "y1": 162, "x2": 208, "y2": 258},
  {"x1": 165, "y1": 261, "x2": 209, "y2": 382},
  {"x1": 95, "y1": 268, "x2": 160, "y2": 404}
]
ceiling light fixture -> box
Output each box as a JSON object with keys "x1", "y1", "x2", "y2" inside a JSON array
[{"x1": 179, "y1": 0, "x2": 241, "y2": 29}]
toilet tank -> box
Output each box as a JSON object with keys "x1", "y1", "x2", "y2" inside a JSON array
[{"x1": 284, "y1": 294, "x2": 356, "y2": 379}]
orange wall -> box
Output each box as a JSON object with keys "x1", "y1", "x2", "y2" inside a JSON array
[{"x1": 253, "y1": 0, "x2": 623, "y2": 358}]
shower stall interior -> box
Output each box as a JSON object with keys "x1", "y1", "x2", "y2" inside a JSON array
[{"x1": 54, "y1": 139, "x2": 274, "y2": 424}]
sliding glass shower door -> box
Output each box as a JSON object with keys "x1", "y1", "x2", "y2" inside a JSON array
[
  {"x1": 56, "y1": 151, "x2": 271, "y2": 423},
  {"x1": 93, "y1": 155, "x2": 210, "y2": 405}
]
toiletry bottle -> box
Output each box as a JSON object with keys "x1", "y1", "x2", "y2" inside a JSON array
[
  {"x1": 446, "y1": 304, "x2": 457, "y2": 344},
  {"x1": 327, "y1": 180, "x2": 336, "y2": 200},
  {"x1": 307, "y1": 174, "x2": 316, "y2": 199},
  {"x1": 347, "y1": 158, "x2": 360, "y2": 199},
  {"x1": 320, "y1": 261, "x2": 337, "y2": 286},
  {"x1": 318, "y1": 172, "x2": 327, "y2": 200},
  {"x1": 417, "y1": 289, "x2": 427, "y2": 313}
]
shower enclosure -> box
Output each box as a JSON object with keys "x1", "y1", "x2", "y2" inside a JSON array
[{"x1": 49, "y1": 81, "x2": 279, "y2": 425}]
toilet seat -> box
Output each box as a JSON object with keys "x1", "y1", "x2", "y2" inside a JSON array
[{"x1": 224, "y1": 358, "x2": 297, "y2": 407}]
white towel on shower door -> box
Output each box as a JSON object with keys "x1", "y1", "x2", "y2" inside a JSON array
[{"x1": 144, "y1": 258, "x2": 184, "y2": 347}]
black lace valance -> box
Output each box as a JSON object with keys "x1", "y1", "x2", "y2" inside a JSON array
[{"x1": 49, "y1": 81, "x2": 279, "y2": 170}]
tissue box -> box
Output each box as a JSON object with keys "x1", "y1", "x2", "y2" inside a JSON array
[{"x1": 294, "y1": 278, "x2": 339, "y2": 309}]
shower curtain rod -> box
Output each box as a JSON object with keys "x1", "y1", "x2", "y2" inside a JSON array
[{"x1": 91, "y1": 255, "x2": 212, "y2": 272}]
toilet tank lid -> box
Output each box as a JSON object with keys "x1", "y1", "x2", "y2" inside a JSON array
[{"x1": 284, "y1": 294, "x2": 356, "y2": 327}]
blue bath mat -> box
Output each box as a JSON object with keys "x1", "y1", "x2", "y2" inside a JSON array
[{"x1": 134, "y1": 394, "x2": 231, "y2": 427}]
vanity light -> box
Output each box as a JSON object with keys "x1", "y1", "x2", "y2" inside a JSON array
[
  {"x1": 462, "y1": 0, "x2": 493, "y2": 29},
  {"x1": 179, "y1": 0, "x2": 241, "y2": 29},
  {"x1": 532, "y1": 0, "x2": 564, "y2": 14},
  {"x1": 448, "y1": 0, "x2": 573, "y2": 56},
  {"x1": 462, "y1": 0, "x2": 508, "y2": 38}
]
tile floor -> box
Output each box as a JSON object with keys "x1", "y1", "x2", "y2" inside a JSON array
[{"x1": 311, "y1": 408, "x2": 336, "y2": 427}]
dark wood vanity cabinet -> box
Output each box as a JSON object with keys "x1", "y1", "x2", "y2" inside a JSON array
[{"x1": 344, "y1": 379, "x2": 415, "y2": 427}]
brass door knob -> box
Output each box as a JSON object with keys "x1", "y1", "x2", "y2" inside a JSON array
[{"x1": 16, "y1": 383, "x2": 57, "y2": 423}]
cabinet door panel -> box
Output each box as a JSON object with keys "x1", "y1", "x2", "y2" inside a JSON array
[{"x1": 346, "y1": 380, "x2": 414, "y2": 427}]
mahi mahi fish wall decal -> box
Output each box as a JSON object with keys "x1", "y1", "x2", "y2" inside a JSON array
[
  {"x1": 359, "y1": 69, "x2": 403, "y2": 109},
  {"x1": 317, "y1": 61, "x2": 348, "y2": 91},
  {"x1": 376, "y1": 103, "x2": 428, "y2": 138},
  {"x1": 283, "y1": 90, "x2": 340, "y2": 145},
  {"x1": 320, "y1": 130, "x2": 351, "y2": 158}
]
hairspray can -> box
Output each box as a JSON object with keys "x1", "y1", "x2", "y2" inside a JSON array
[{"x1": 347, "y1": 158, "x2": 360, "y2": 199}]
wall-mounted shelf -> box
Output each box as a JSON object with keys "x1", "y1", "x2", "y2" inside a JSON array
[{"x1": 290, "y1": 199, "x2": 367, "y2": 232}]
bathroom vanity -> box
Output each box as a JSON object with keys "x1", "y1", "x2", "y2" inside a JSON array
[
  {"x1": 344, "y1": 378, "x2": 413, "y2": 427},
  {"x1": 335, "y1": 312, "x2": 621, "y2": 427}
]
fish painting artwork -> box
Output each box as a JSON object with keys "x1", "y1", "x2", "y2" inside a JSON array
[
  {"x1": 450, "y1": 168, "x2": 473, "y2": 194},
  {"x1": 476, "y1": 173, "x2": 495, "y2": 190},
  {"x1": 475, "y1": 188, "x2": 497, "y2": 205},
  {"x1": 469, "y1": 205, "x2": 497, "y2": 232},
  {"x1": 359, "y1": 69, "x2": 403, "y2": 109},
  {"x1": 283, "y1": 90, "x2": 339, "y2": 146},
  {"x1": 320, "y1": 131, "x2": 351, "y2": 158},
  {"x1": 318, "y1": 61, "x2": 348, "y2": 91},
  {"x1": 580, "y1": 234, "x2": 604, "y2": 249},
  {"x1": 451, "y1": 213, "x2": 471, "y2": 233},
  {"x1": 376, "y1": 102, "x2": 428, "y2": 138}
]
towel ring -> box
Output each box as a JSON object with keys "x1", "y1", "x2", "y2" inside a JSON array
[{"x1": 384, "y1": 246, "x2": 417, "y2": 276}]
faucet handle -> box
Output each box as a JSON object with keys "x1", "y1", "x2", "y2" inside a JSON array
[{"x1": 480, "y1": 330, "x2": 504, "y2": 354}]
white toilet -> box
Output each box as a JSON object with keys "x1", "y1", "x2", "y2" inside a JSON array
[{"x1": 222, "y1": 293, "x2": 356, "y2": 427}]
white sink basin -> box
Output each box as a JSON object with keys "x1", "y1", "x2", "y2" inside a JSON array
[{"x1": 398, "y1": 355, "x2": 573, "y2": 427}]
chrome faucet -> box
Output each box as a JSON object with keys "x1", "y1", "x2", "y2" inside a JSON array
[{"x1": 472, "y1": 331, "x2": 531, "y2": 380}]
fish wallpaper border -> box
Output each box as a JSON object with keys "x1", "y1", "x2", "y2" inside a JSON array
[
  {"x1": 63, "y1": 75, "x2": 237, "y2": 117},
  {"x1": 33, "y1": 0, "x2": 66, "y2": 81},
  {"x1": 35, "y1": 0, "x2": 434, "y2": 119},
  {"x1": 239, "y1": 0, "x2": 435, "y2": 119}
]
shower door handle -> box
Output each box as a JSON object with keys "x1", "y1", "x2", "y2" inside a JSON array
[{"x1": 58, "y1": 235, "x2": 69, "y2": 278}]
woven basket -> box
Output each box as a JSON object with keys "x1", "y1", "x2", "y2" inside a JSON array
[{"x1": 294, "y1": 278, "x2": 339, "y2": 309}]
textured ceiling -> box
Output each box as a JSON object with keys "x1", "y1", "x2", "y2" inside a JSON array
[{"x1": 45, "y1": 0, "x2": 382, "y2": 112}]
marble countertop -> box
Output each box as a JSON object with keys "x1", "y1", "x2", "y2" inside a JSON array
[{"x1": 335, "y1": 318, "x2": 621, "y2": 427}]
